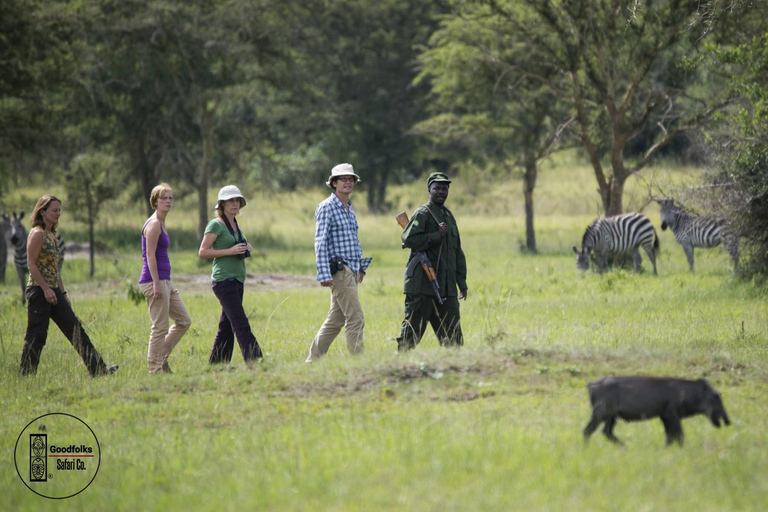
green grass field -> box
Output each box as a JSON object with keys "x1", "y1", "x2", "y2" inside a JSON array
[{"x1": 1, "y1": 158, "x2": 767, "y2": 510}]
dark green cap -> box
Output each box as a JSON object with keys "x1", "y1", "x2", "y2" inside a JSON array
[{"x1": 427, "y1": 172, "x2": 452, "y2": 188}]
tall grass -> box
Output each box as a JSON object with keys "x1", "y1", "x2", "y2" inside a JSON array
[{"x1": 1, "y1": 158, "x2": 766, "y2": 510}]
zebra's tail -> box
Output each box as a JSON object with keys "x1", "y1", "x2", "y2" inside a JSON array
[{"x1": 653, "y1": 228, "x2": 660, "y2": 255}]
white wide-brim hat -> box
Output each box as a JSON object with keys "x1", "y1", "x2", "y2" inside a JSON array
[
  {"x1": 326, "y1": 163, "x2": 361, "y2": 188},
  {"x1": 213, "y1": 185, "x2": 247, "y2": 210}
]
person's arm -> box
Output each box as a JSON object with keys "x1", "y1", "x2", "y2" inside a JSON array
[
  {"x1": 314, "y1": 204, "x2": 333, "y2": 286},
  {"x1": 401, "y1": 209, "x2": 442, "y2": 252},
  {"x1": 359, "y1": 256, "x2": 372, "y2": 284},
  {"x1": 57, "y1": 274, "x2": 70, "y2": 304},
  {"x1": 144, "y1": 219, "x2": 162, "y2": 299},
  {"x1": 198, "y1": 222, "x2": 248, "y2": 259},
  {"x1": 27, "y1": 230, "x2": 58, "y2": 305},
  {"x1": 456, "y1": 224, "x2": 468, "y2": 300}
]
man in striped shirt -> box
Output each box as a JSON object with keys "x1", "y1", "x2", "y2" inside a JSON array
[{"x1": 306, "y1": 163, "x2": 372, "y2": 361}]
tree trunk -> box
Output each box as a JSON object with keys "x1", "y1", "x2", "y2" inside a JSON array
[
  {"x1": 522, "y1": 151, "x2": 538, "y2": 253},
  {"x1": 606, "y1": 176, "x2": 626, "y2": 216},
  {"x1": 133, "y1": 129, "x2": 154, "y2": 217},
  {"x1": 606, "y1": 154, "x2": 629, "y2": 216},
  {"x1": 88, "y1": 218, "x2": 95, "y2": 278},
  {"x1": 376, "y1": 164, "x2": 389, "y2": 212},
  {"x1": 197, "y1": 107, "x2": 214, "y2": 242},
  {"x1": 366, "y1": 169, "x2": 388, "y2": 213}
]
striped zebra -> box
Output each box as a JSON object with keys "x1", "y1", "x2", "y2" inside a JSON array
[
  {"x1": 656, "y1": 198, "x2": 738, "y2": 271},
  {"x1": 573, "y1": 213, "x2": 659, "y2": 275},
  {"x1": 9, "y1": 211, "x2": 29, "y2": 304}
]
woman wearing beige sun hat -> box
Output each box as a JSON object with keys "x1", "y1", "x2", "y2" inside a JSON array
[{"x1": 198, "y1": 185, "x2": 263, "y2": 365}]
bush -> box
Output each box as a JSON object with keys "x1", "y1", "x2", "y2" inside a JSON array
[{"x1": 704, "y1": 36, "x2": 768, "y2": 278}]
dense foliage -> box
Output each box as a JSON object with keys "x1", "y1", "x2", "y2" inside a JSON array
[
  {"x1": 704, "y1": 35, "x2": 768, "y2": 279},
  {"x1": 1, "y1": 0, "x2": 768, "y2": 266}
]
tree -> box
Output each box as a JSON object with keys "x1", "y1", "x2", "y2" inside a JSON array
[
  {"x1": 483, "y1": 0, "x2": 743, "y2": 215},
  {"x1": 416, "y1": 3, "x2": 571, "y2": 252},
  {"x1": 65, "y1": 152, "x2": 119, "y2": 277},
  {"x1": 0, "y1": 0, "x2": 79, "y2": 196},
  {"x1": 286, "y1": 0, "x2": 447, "y2": 211},
  {"x1": 74, "y1": 0, "x2": 287, "y2": 238},
  {"x1": 704, "y1": 34, "x2": 768, "y2": 278}
]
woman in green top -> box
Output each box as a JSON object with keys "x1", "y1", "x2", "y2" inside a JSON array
[
  {"x1": 19, "y1": 195, "x2": 118, "y2": 376},
  {"x1": 198, "y1": 185, "x2": 263, "y2": 364}
]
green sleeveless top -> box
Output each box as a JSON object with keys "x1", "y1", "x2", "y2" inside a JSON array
[{"x1": 28, "y1": 228, "x2": 61, "y2": 288}]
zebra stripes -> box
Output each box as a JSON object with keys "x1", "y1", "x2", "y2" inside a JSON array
[
  {"x1": 573, "y1": 213, "x2": 659, "y2": 274},
  {"x1": 656, "y1": 198, "x2": 738, "y2": 271},
  {"x1": 9, "y1": 212, "x2": 29, "y2": 304}
]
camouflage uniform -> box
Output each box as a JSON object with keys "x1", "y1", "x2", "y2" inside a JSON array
[{"x1": 397, "y1": 199, "x2": 467, "y2": 351}]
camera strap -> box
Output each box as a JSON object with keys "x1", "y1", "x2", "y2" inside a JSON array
[{"x1": 221, "y1": 216, "x2": 245, "y2": 244}]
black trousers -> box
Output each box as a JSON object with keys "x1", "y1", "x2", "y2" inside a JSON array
[
  {"x1": 20, "y1": 286, "x2": 109, "y2": 377},
  {"x1": 209, "y1": 278, "x2": 262, "y2": 363},
  {"x1": 397, "y1": 294, "x2": 463, "y2": 351}
]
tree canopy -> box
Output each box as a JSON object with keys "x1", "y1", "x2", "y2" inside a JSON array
[{"x1": 1, "y1": 0, "x2": 767, "y2": 232}]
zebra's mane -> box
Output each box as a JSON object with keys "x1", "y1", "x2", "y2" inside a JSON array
[
  {"x1": 582, "y1": 218, "x2": 601, "y2": 247},
  {"x1": 668, "y1": 199, "x2": 724, "y2": 225}
]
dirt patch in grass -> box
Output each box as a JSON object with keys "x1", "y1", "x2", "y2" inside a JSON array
[{"x1": 161, "y1": 272, "x2": 317, "y2": 292}]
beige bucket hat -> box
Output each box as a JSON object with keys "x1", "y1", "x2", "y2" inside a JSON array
[
  {"x1": 213, "y1": 185, "x2": 247, "y2": 210},
  {"x1": 326, "y1": 163, "x2": 361, "y2": 188}
]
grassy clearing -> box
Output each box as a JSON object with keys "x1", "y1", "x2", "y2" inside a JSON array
[{"x1": 1, "y1": 158, "x2": 767, "y2": 510}]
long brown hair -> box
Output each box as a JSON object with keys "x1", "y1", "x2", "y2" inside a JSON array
[{"x1": 31, "y1": 195, "x2": 61, "y2": 233}]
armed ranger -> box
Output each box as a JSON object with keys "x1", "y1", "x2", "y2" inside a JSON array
[{"x1": 395, "y1": 212, "x2": 444, "y2": 305}]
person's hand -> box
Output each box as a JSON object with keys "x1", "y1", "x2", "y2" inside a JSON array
[
  {"x1": 358, "y1": 271, "x2": 365, "y2": 284},
  {"x1": 44, "y1": 288, "x2": 57, "y2": 305},
  {"x1": 231, "y1": 243, "x2": 248, "y2": 256},
  {"x1": 438, "y1": 222, "x2": 448, "y2": 238},
  {"x1": 152, "y1": 282, "x2": 162, "y2": 300},
  {"x1": 458, "y1": 288, "x2": 468, "y2": 300},
  {"x1": 320, "y1": 280, "x2": 334, "y2": 287},
  {"x1": 245, "y1": 243, "x2": 253, "y2": 253}
]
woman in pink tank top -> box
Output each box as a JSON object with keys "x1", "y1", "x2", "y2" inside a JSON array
[{"x1": 139, "y1": 183, "x2": 191, "y2": 374}]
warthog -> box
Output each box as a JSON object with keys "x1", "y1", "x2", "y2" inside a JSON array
[{"x1": 583, "y1": 376, "x2": 730, "y2": 446}]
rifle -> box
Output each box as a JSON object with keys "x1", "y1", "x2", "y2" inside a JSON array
[{"x1": 395, "y1": 211, "x2": 444, "y2": 304}]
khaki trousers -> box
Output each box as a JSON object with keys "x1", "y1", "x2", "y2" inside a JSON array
[
  {"x1": 306, "y1": 266, "x2": 364, "y2": 361},
  {"x1": 141, "y1": 280, "x2": 191, "y2": 373}
]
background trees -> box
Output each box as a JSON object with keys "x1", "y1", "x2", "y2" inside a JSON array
[
  {"x1": 416, "y1": 3, "x2": 570, "y2": 252},
  {"x1": 703, "y1": 34, "x2": 768, "y2": 278},
  {"x1": 285, "y1": 0, "x2": 447, "y2": 212},
  {"x1": 478, "y1": 0, "x2": 744, "y2": 216},
  {"x1": 1, "y1": 0, "x2": 768, "y2": 271},
  {"x1": 65, "y1": 152, "x2": 118, "y2": 277},
  {"x1": 73, "y1": 0, "x2": 288, "y2": 240}
]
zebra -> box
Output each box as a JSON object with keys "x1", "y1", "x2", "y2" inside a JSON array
[
  {"x1": 573, "y1": 213, "x2": 659, "y2": 275},
  {"x1": 656, "y1": 198, "x2": 738, "y2": 271},
  {"x1": 9, "y1": 211, "x2": 29, "y2": 304}
]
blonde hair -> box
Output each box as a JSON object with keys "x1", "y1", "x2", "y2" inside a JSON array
[
  {"x1": 31, "y1": 195, "x2": 61, "y2": 233},
  {"x1": 149, "y1": 183, "x2": 173, "y2": 210}
]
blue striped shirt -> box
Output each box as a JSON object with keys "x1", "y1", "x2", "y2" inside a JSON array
[{"x1": 314, "y1": 194, "x2": 372, "y2": 282}]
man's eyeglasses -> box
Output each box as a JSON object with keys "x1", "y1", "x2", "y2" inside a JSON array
[{"x1": 336, "y1": 177, "x2": 356, "y2": 183}]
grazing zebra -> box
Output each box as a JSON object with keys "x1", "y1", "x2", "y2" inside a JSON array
[
  {"x1": 656, "y1": 198, "x2": 739, "y2": 271},
  {"x1": 9, "y1": 212, "x2": 29, "y2": 304},
  {"x1": 573, "y1": 213, "x2": 659, "y2": 275}
]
